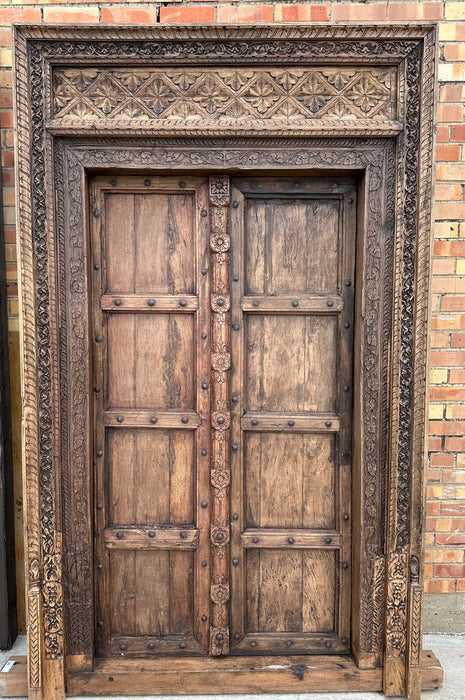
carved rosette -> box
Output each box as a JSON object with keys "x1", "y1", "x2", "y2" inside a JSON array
[{"x1": 209, "y1": 175, "x2": 231, "y2": 655}]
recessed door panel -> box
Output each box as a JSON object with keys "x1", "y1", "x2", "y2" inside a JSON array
[
  {"x1": 230, "y1": 177, "x2": 356, "y2": 656},
  {"x1": 91, "y1": 176, "x2": 211, "y2": 658}
]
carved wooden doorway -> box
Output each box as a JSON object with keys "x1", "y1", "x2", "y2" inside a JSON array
[
  {"x1": 12, "y1": 24, "x2": 439, "y2": 700},
  {"x1": 89, "y1": 173, "x2": 356, "y2": 660}
]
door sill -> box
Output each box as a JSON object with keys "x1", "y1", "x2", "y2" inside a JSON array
[{"x1": 0, "y1": 651, "x2": 442, "y2": 696}]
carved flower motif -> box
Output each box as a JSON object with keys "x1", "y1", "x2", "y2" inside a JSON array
[
  {"x1": 243, "y1": 77, "x2": 280, "y2": 115},
  {"x1": 211, "y1": 526, "x2": 229, "y2": 546},
  {"x1": 210, "y1": 584, "x2": 230, "y2": 604},
  {"x1": 193, "y1": 77, "x2": 230, "y2": 115},
  {"x1": 212, "y1": 411, "x2": 230, "y2": 430},
  {"x1": 54, "y1": 82, "x2": 76, "y2": 112},
  {"x1": 211, "y1": 468, "x2": 230, "y2": 490},
  {"x1": 211, "y1": 352, "x2": 230, "y2": 372},
  {"x1": 114, "y1": 71, "x2": 150, "y2": 94},
  {"x1": 348, "y1": 77, "x2": 381, "y2": 113},
  {"x1": 294, "y1": 75, "x2": 329, "y2": 114},
  {"x1": 88, "y1": 77, "x2": 121, "y2": 115},
  {"x1": 210, "y1": 234, "x2": 230, "y2": 253},
  {"x1": 139, "y1": 78, "x2": 177, "y2": 116},
  {"x1": 211, "y1": 294, "x2": 230, "y2": 313}
]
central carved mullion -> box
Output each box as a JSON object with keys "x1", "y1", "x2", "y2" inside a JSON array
[{"x1": 209, "y1": 175, "x2": 231, "y2": 656}]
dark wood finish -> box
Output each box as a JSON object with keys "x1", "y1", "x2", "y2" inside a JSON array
[
  {"x1": 230, "y1": 177, "x2": 355, "y2": 656},
  {"x1": 13, "y1": 24, "x2": 438, "y2": 700},
  {"x1": 0, "y1": 160, "x2": 16, "y2": 650},
  {"x1": 90, "y1": 176, "x2": 211, "y2": 658}
]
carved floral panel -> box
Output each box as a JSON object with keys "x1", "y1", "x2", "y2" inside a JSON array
[{"x1": 52, "y1": 66, "x2": 398, "y2": 126}]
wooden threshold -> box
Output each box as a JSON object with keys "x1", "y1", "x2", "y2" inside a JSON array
[{"x1": 0, "y1": 651, "x2": 443, "y2": 697}]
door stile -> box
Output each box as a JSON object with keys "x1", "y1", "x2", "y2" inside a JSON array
[{"x1": 208, "y1": 175, "x2": 231, "y2": 656}]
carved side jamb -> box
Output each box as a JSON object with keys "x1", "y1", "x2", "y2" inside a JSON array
[
  {"x1": 13, "y1": 26, "x2": 43, "y2": 698},
  {"x1": 209, "y1": 175, "x2": 231, "y2": 656}
]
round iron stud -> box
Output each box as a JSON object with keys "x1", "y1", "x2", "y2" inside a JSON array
[
  {"x1": 343, "y1": 514, "x2": 349, "y2": 521},
  {"x1": 232, "y1": 201, "x2": 239, "y2": 208},
  {"x1": 93, "y1": 209, "x2": 100, "y2": 218},
  {"x1": 250, "y1": 641, "x2": 257, "y2": 648},
  {"x1": 325, "y1": 421, "x2": 332, "y2": 428},
  {"x1": 201, "y1": 448, "x2": 207, "y2": 456},
  {"x1": 231, "y1": 444, "x2": 238, "y2": 451},
  {"x1": 251, "y1": 419, "x2": 258, "y2": 426},
  {"x1": 288, "y1": 537, "x2": 295, "y2": 545},
  {"x1": 201, "y1": 332, "x2": 208, "y2": 340},
  {"x1": 234, "y1": 633, "x2": 240, "y2": 640},
  {"x1": 148, "y1": 642, "x2": 155, "y2": 649},
  {"x1": 344, "y1": 322, "x2": 351, "y2": 329},
  {"x1": 179, "y1": 181, "x2": 186, "y2": 189},
  {"x1": 286, "y1": 640, "x2": 292, "y2": 647},
  {"x1": 144, "y1": 179, "x2": 151, "y2": 187},
  {"x1": 288, "y1": 420, "x2": 295, "y2": 427},
  {"x1": 232, "y1": 558, "x2": 239, "y2": 566},
  {"x1": 325, "y1": 641, "x2": 332, "y2": 648},
  {"x1": 147, "y1": 299, "x2": 155, "y2": 307},
  {"x1": 114, "y1": 299, "x2": 122, "y2": 306},
  {"x1": 216, "y1": 633, "x2": 224, "y2": 642},
  {"x1": 201, "y1": 268, "x2": 208, "y2": 276},
  {"x1": 97, "y1": 450, "x2": 103, "y2": 457},
  {"x1": 202, "y1": 561, "x2": 207, "y2": 568},
  {"x1": 94, "y1": 386, "x2": 101, "y2": 393},
  {"x1": 148, "y1": 531, "x2": 156, "y2": 538},
  {"x1": 232, "y1": 324, "x2": 240, "y2": 331},
  {"x1": 180, "y1": 642, "x2": 187, "y2": 649},
  {"x1": 110, "y1": 180, "x2": 117, "y2": 187},
  {"x1": 201, "y1": 615, "x2": 208, "y2": 622},
  {"x1": 252, "y1": 537, "x2": 259, "y2": 543},
  {"x1": 232, "y1": 513, "x2": 239, "y2": 520},
  {"x1": 181, "y1": 416, "x2": 189, "y2": 424},
  {"x1": 325, "y1": 537, "x2": 332, "y2": 544},
  {"x1": 95, "y1": 334, "x2": 103, "y2": 343},
  {"x1": 97, "y1": 621, "x2": 103, "y2": 628},
  {"x1": 327, "y1": 300, "x2": 334, "y2": 308},
  {"x1": 201, "y1": 500, "x2": 208, "y2": 509},
  {"x1": 342, "y1": 638, "x2": 347, "y2": 644},
  {"x1": 202, "y1": 382, "x2": 208, "y2": 390},
  {"x1": 117, "y1": 416, "x2": 124, "y2": 423},
  {"x1": 179, "y1": 299, "x2": 187, "y2": 307},
  {"x1": 233, "y1": 275, "x2": 239, "y2": 282},
  {"x1": 292, "y1": 300, "x2": 299, "y2": 308},
  {"x1": 93, "y1": 263, "x2": 100, "y2": 271},
  {"x1": 345, "y1": 280, "x2": 352, "y2": 287},
  {"x1": 117, "y1": 531, "x2": 124, "y2": 539},
  {"x1": 342, "y1": 562, "x2": 349, "y2": 569},
  {"x1": 253, "y1": 301, "x2": 259, "y2": 307},
  {"x1": 180, "y1": 531, "x2": 188, "y2": 539},
  {"x1": 150, "y1": 416, "x2": 158, "y2": 424},
  {"x1": 201, "y1": 209, "x2": 208, "y2": 217}
]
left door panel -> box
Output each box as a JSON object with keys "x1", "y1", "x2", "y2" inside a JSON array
[{"x1": 90, "y1": 176, "x2": 211, "y2": 657}]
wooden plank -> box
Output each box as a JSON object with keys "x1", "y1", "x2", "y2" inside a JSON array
[
  {"x1": 241, "y1": 296, "x2": 343, "y2": 313},
  {"x1": 242, "y1": 530, "x2": 341, "y2": 549},
  {"x1": 258, "y1": 549, "x2": 302, "y2": 632},
  {"x1": 241, "y1": 413, "x2": 340, "y2": 432},
  {"x1": 104, "y1": 527, "x2": 199, "y2": 549},
  {"x1": 302, "y1": 551, "x2": 336, "y2": 633},
  {"x1": 101, "y1": 294, "x2": 198, "y2": 311},
  {"x1": 233, "y1": 632, "x2": 347, "y2": 654},
  {"x1": 103, "y1": 409, "x2": 200, "y2": 429}
]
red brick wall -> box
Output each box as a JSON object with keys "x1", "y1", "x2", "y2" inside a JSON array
[{"x1": 1, "y1": 1, "x2": 465, "y2": 602}]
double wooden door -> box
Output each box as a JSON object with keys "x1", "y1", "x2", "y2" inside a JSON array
[{"x1": 90, "y1": 174, "x2": 356, "y2": 660}]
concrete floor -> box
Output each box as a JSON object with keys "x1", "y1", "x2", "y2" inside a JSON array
[{"x1": 0, "y1": 634, "x2": 463, "y2": 699}]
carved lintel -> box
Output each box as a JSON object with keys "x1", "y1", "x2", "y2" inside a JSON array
[{"x1": 209, "y1": 175, "x2": 231, "y2": 656}]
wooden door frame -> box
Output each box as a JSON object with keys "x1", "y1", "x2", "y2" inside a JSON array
[{"x1": 12, "y1": 24, "x2": 438, "y2": 700}]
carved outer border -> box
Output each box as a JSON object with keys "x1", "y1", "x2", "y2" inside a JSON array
[{"x1": 13, "y1": 24, "x2": 437, "y2": 699}]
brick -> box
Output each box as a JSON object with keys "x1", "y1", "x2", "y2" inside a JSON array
[
  {"x1": 445, "y1": 2, "x2": 465, "y2": 20},
  {"x1": 274, "y1": 5, "x2": 330, "y2": 22},
  {"x1": 435, "y1": 222, "x2": 460, "y2": 239},
  {"x1": 216, "y1": 5, "x2": 273, "y2": 22},
  {"x1": 425, "y1": 579, "x2": 455, "y2": 593},
  {"x1": 427, "y1": 517, "x2": 453, "y2": 532},
  {"x1": 429, "y1": 437, "x2": 443, "y2": 451},
  {"x1": 427, "y1": 469, "x2": 441, "y2": 483},
  {"x1": 424, "y1": 564, "x2": 434, "y2": 579},
  {"x1": 436, "y1": 533, "x2": 465, "y2": 545},
  {"x1": 388, "y1": 2, "x2": 443, "y2": 20},
  {"x1": 457, "y1": 580, "x2": 465, "y2": 592},
  {"x1": 437, "y1": 104, "x2": 463, "y2": 123},
  {"x1": 436, "y1": 125, "x2": 450, "y2": 143},
  {"x1": 434, "y1": 564, "x2": 465, "y2": 578},
  {"x1": 3, "y1": 228, "x2": 15, "y2": 245},
  {"x1": 429, "y1": 405, "x2": 444, "y2": 420},
  {"x1": 444, "y1": 44, "x2": 465, "y2": 62},
  {"x1": 428, "y1": 485, "x2": 465, "y2": 499},
  {"x1": 451, "y1": 333, "x2": 465, "y2": 348},
  {"x1": 429, "y1": 421, "x2": 465, "y2": 436},
  {"x1": 446, "y1": 402, "x2": 465, "y2": 418},
  {"x1": 3, "y1": 208, "x2": 15, "y2": 227},
  {"x1": 101, "y1": 7, "x2": 159, "y2": 23},
  {"x1": 445, "y1": 438, "x2": 465, "y2": 452},
  {"x1": 441, "y1": 297, "x2": 465, "y2": 312},
  {"x1": 431, "y1": 315, "x2": 465, "y2": 330},
  {"x1": 426, "y1": 549, "x2": 464, "y2": 563},
  {"x1": 430, "y1": 332, "x2": 450, "y2": 348},
  {"x1": 160, "y1": 5, "x2": 216, "y2": 22},
  {"x1": 440, "y1": 85, "x2": 465, "y2": 103},
  {"x1": 457, "y1": 260, "x2": 465, "y2": 275},
  {"x1": 430, "y1": 386, "x2": 465, "y2": 401},
  {"x1": 433, "y1": 277, "x2": 465, "y2": 294},
  {"x1": 426, "y1": 502, "x2": 441, "y2": 516},
  {"x1": 435, "y1": 202, "x2": 465, "y2": 220},
  {"x1": 439, "y1": 23, "x2": 465, "y2": 41},
  {"x1": 43, "y1": 8, "x2": 100, "y2": 22},
  {"x1": 1, "y1": 167, "x2": 14, "y2": 186},
  {"x1": 435, "y1": 184, "x2": 462, "y2": 201},
  {"x1": 6, "y1": 283, "x2": 17, "y2": 298},
  {"x1": 430, "y1": 349, "x2": 465, "y2": 366},
  {"x1": 0, "y1": 8, "x2": 41, "y2": 25},
  {"x1": 332, "y1": 3, "x2": 387, "y2": 21},
  {"x1": 436, "y1": 164, "x2": 465, "y2": 182},
  {"x1": 425, "y1": 534, "x2": 435, "y2": 547},
  {"x1": 4, "y1": 245, "x2": 15, "y2": 263},
  {"x1": 2, "y1": 189, "x2": 15, "y2": 207},
  {"x1": 433, "y1": 258, "x2": 456, "y2": 275},
  {"x1": 435, "y1": 146, "x2": 461, "y2": 164},
  {"x1": 451, "y1": 126, "x2": 465, "y2": 144},
  {"x1": 430, "y1": 452, "x2": 455, "y2": 468},
  {"x1": 442, "y1": 502, "x2": 465, "y2": 515},
  {"x1": 0, "y1": 29, "x2": 11, "y2": 47},
  {"x1": 435, "y1": 238, "x2": 465, "y2": 258},
  {"x1": 0, "y1": 72, "x2": 12, "y2": 90},
  {"x1": 1, "y1": 149, "x2": 14, "y2": 168},
  {"x1": 438, "y1": 64, "x2": 465, "y2": 83}
]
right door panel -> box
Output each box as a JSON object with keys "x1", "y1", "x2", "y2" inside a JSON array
[{"x1": 230, "y1": 177, "x2": 356, "y2": 655}]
